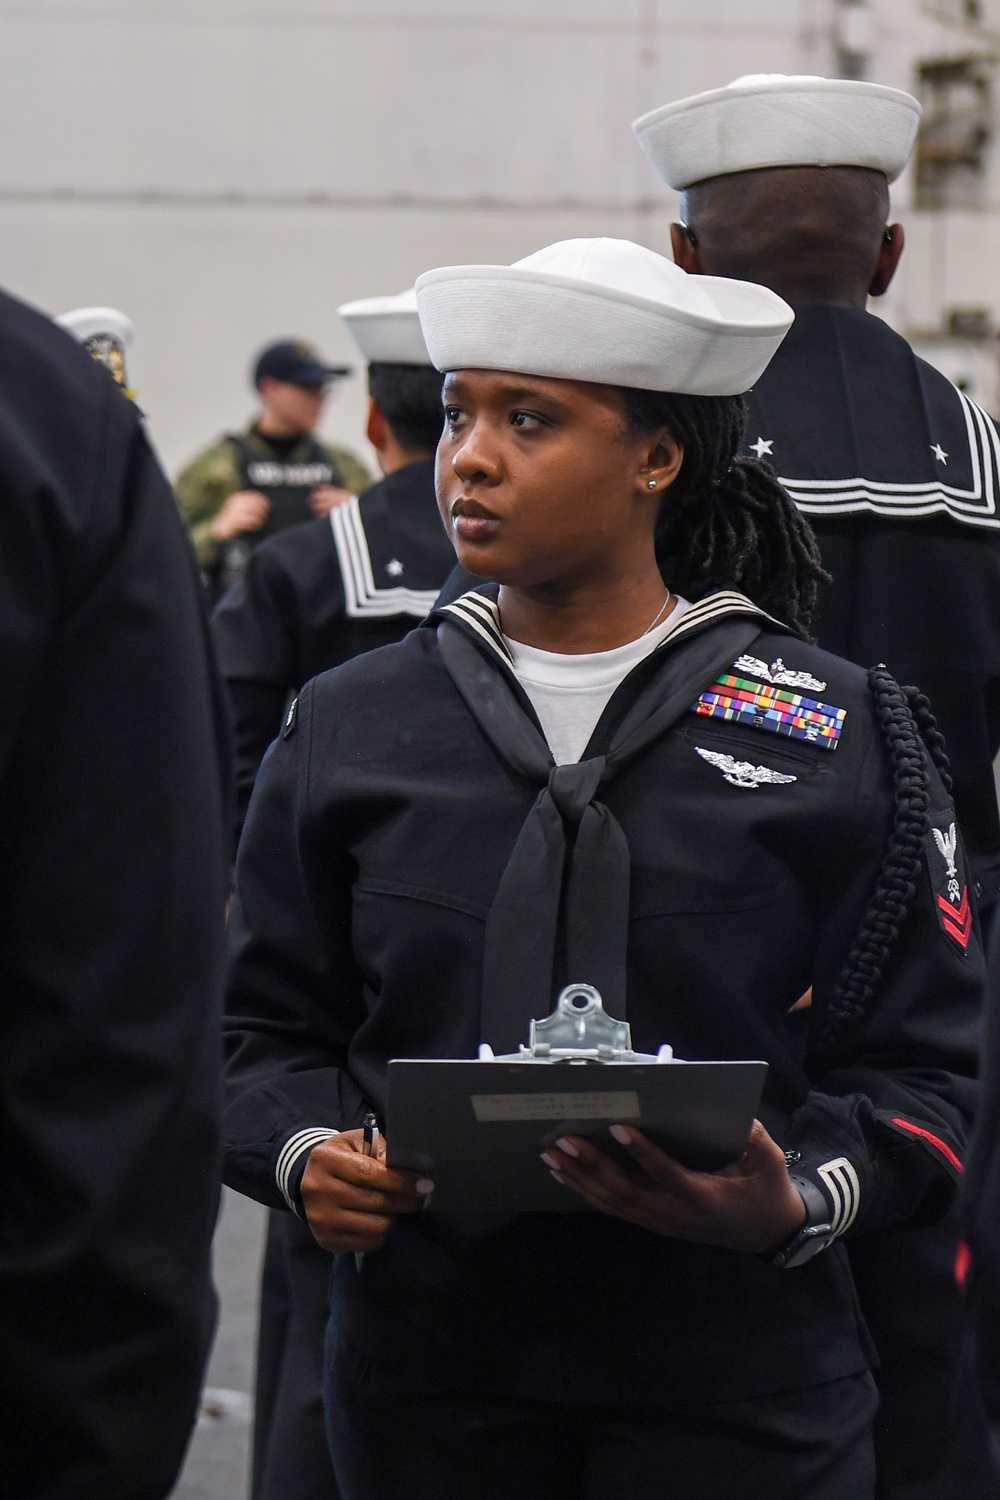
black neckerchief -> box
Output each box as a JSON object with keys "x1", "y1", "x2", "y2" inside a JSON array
[{"x1": 430, "y1": 587, "x2": 796, "y2": 1051}]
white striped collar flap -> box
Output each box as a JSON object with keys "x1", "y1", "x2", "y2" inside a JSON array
[
  {"x1": 330, "y1": 496, "x2": 442, "y2": 620},
  {"x1": 438, "y1": 587, "x2": 789, "y2": 669}
]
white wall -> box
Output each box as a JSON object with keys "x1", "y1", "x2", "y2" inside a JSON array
[{"x1": 0, "y1": 0, "x2": 988, "y2": 469}]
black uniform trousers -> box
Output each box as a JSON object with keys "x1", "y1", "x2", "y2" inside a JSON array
[
  {"x1": 327, "y1": 1373, "x2": 879, "y2": 1500},
  {"x1": 253, "y1": 1213, "x2": 339, "y2": 1500}
]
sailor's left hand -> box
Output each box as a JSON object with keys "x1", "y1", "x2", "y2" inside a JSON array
[{"x1": 542, "y1": 1120, "x2": 806, "y2": 1254}]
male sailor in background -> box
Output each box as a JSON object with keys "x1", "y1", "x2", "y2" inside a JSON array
[
  {"x1": 635, "y1": 74, "x2": 1000, "y2": 912},
  {"x1": 633, "y1": 72, "x2": 1000, "y2": 1500},
  {"x1": 216, "y1": 289, "x2": 452, "y2": 1500},
  {"x1": 213, "y1": 289, "x2": 453, "y2": 833}
]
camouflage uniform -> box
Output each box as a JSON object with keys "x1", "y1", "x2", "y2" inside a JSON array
[{"x1": 175, "y1": 423, "x2": 372, "y2": 569}]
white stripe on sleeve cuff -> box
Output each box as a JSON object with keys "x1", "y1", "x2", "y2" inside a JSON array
[
  {"x1": 276, "y1": 1127, "x2": 339, "y2": 1210},
  {"x1": 817, "y1": 1156, "x2": 861, "y2": 1238}
]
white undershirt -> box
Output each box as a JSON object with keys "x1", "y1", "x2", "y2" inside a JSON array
[{"x1": 504, "y1": 596, "x2": 692, "y2": 765}]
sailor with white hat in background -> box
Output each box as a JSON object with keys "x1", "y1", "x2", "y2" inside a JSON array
[
  {"x1": 55, "y1": 305, "x2": 137, "y2": 399},
  {"x1": 220, "y1": 235, "x2": 979, "y2": 1499},
  {"x1": 634, "y1": 73, "x2": 1000, "y2": 912},
  {"x1": 214, "y1": 287, "x2": 453, "y2": 1500},
  {"x1": 213, "y1": 288, "x2": 454, "y2": 835},
  {"x1": 634, "y1": 72, "x2": 1000, "y2": 1500}
]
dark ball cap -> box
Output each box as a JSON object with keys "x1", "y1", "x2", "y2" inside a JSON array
[{"x1": 252, "y1": 338, "x2": 352, "y2": 389}]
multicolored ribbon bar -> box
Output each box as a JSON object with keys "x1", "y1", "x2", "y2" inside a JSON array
[
  {"x1": 714, "y1": 674, "x2": 841, "y2": 717},
  {"x1": 690, "y1": 674, "x2": 847, "y2": 750}
]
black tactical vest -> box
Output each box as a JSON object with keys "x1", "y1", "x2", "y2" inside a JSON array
[{"x1": 215, "y1": 432, "x2": 342, "y2": 597}]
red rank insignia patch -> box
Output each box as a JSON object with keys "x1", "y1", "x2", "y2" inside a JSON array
[{"x1": 925, "y1": 820, "x2": 973, "y2": 951}]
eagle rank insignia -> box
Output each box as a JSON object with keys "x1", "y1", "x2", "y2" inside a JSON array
[
  {"x1": 926, "y1": 820, "x2": 973, "y2": 951},
  {"x1": 695, "y1": 747, "x2": 797, "y2": 790}
]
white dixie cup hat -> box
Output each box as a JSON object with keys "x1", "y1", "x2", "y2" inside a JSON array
[
  {"x1": 337, "y1": 287, "x2": 431, "y2": 366},
  {"x1": 632, "y1": 74, "x2": 921, "y2": 191},
  {"x1": 414, "y1": 237, "x2": 793, "y2": 398}
]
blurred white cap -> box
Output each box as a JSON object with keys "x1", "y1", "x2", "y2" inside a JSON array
[
  {"x1": 55, "y1": 306, "x2": 135, "y2": 391},
  {"x1": 56, "y1": 305, "x2": 135, "y2": 348}
]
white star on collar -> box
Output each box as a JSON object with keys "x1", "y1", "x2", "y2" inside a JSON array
[
  {"x1": 386, "y1": 558, "x2": 404, "y2": 577},
  {"x1": 931, "y1": 443, "x2": 948, "y2": 464},
  {"x1": 750, "y1": 437, "x2": 773, "y2": 459}
]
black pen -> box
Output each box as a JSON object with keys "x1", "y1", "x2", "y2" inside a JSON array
[{"x1": 355, "y1": 1111, "x2": 379, "y2": 1273}]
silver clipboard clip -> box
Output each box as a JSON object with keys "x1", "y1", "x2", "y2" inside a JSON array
[{"x1": 478, "y1": 983, "x2": 674, "y2": 1065}]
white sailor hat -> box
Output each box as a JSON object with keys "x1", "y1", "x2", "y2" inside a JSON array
[
  {"x1": 633, "y1": 74, "x2": 922, "y2": 190},
  {"x1": 337, "y1": 288, "x2": 430, "y2": 366},
  {"x1": 414, "y1": 237, "x2": 792, "y2": 398},
  {"x1": 55, "y1": 306, "x2": 135, "y2": 390}
]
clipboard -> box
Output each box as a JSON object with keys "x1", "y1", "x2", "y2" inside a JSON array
[{"x1": 387, "y1": 985, "x2": 767, "y2": 1215}]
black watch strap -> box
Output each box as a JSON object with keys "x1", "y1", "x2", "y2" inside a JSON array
[{"x1": 770, "y1": 1175, "x2": 836, "y2": 1270}]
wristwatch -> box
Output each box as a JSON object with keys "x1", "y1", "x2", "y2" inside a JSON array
[{"x1": 770, "y1": 1175, "x2": 836, "y2": 1270}]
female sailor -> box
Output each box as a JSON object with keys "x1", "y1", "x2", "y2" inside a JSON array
[{"x1": 223, "y1": 238, "x2": 980, "y2": 1500}]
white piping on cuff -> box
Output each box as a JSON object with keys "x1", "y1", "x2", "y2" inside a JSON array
[
  {"x1": 817, "y1": 1156, "x2": 861, "y2": 1238},
  {"x1": 276, "y1": 1127, "x2": 339, "y2": 1210}
]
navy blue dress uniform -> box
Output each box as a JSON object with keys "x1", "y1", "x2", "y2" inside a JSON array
[
  {"x1": 223, "y1": 586, "x2": 980, "y2": 1498},
  {"x1": 221, "y1": 235, "x2": 983, "y2": 1498},
  {"x1": 740, "y1": 319, "x2": 1000, "y2": 1499},
  {"x1": 632, "y1": 73, "x2": 1000, "y2": 1500},
  {"x1": 214, "y1": 290, "x2": 451, "y2": 1500},
  {"x1": 741, "y1": 302, "x2": 1000, "y2": 908},
  {"x1": 213, "y1": 457, "x2": 452, "y2": 830},
  {"x1": 743, "y1": 331, "x2": 1000, "y2": 1490},
  {"x1": 1, "y1": 290, "x2": 231, "y2": 1497}
]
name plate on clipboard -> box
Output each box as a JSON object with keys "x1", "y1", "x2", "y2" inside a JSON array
[{"x1": 387, "y1": 985, "x2": 767, "y2": 1215}]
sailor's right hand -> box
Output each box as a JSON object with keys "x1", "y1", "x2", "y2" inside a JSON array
[
  {"x1": 301, "y1": 1131, "x2": 433, "y2": 1254},
  {"x1": 210, "y1": 489, "x2": 271, "y2": 541}
]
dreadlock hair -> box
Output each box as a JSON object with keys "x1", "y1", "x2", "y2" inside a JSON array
[
  {"x1": 808, "y1": 668, "x2": 953, "y2": 1066},
  {"x1": 367, "y1": 362, "x2": 444, "y2": 455},
  {"x1": 620, "y1": 387, "x2": 829, "y2": 638}
]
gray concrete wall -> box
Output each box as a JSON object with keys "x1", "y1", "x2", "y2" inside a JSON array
[{"x1": 1, "y1": 0, "x2": 949, "y2": 473}]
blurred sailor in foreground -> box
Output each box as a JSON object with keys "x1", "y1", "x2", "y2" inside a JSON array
[
  {"x1": 215, "y1": 289, "x2": 452, "y2": 1500},
  {"x1": 2, "y1": 293, "x2": 231, "y2": 1497},
  {"x1": 213, "y1": 290, "x2": 452, "y2": 832},
  {"x1": 634, "y1": 72, "x2": 1000, "y2": 1500},
  {"x1": 176, "y1": 339, "x2": 371, "y2": 600}
]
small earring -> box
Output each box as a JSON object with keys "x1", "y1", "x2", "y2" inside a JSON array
[{"x1": 647, "y1": 480, "x2": 657, "y2": 490}]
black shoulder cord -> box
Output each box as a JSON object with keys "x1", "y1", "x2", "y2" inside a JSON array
[
  {"x1": 902, "y1": 684, "x2": 954, "y2": 793},
  {"x1": 811, "y1": 665, "x2": 948, "y2": 1064}
]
